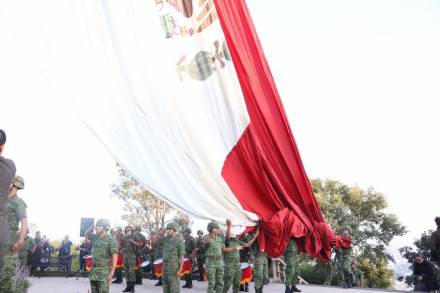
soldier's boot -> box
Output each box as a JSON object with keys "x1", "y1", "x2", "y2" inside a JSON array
[
  {"x1": 292, "y1": 285, "x2": 301, "y2": 292},
  {"x1": 285, "y1": 286, "x2": 291, "y2": 293},
  {"x1": 187, "y1": 277, "x2": 193, "y2": 288},
  {"x1": 130, "y1": 281, "x2": 135, "y2": 293},
  {"x1": 154, "y1": 277, "x2": 162, "y2": 286},
  {"x1": 198, "y1": 270, "x2": 204, "y2": 281},
  {"x1": 113, "y1": 270, "x2": 123, "y2": 283},
  {"x1": 244, "y1": 283, "x2": 249, "y2": 292},
  {"x1": 135, "y1": 271, "x2": 142, "y2": 285},
  {"x1": 123, "y1": 282, "x2": 131, "y2": 292},
  {"x1": 343, "y1": 272, "x2": 352, "y2": 289}
]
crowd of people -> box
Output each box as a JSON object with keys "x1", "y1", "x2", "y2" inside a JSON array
[{"x1": 82, "y1": 218, "x2": 302, "y2": 293}]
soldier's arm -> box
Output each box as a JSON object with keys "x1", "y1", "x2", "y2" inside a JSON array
[
  {"x1": 226, "y1": 219, "x2": 232, "y2": 239},
  {"x1": 244, "y1": 228, "x2": 259, "y2": 248},
  {"x1": 203, "y1": 233, "x2": 214, "y2": 245},
  {"x1": 107, "y1": 238, "x2": 119, "y2": 283},
  {"x1": 178, "y1": 240, "x2": 185, "y2": 276},
  {"x1": 85, "y1": 225, "x2": 95, "y2": 241},
  {"x1": 12, "y1": 200, "x2": 28, "y2": 255}
]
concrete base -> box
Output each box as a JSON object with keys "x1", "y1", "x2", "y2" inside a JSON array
[{"x1": 27, "y1": 277, "x2": 407, "y2": 293}]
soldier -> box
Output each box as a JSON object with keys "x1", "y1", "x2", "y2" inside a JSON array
[
  {"x1": 134, "y1": 226, "x2": 147, "y2": 285},
  {"x1": 204, "y1": 221, "x2": 225, "y2": 293},
  {"x1": 0, "y1": 129, "x2": 16, "y2": 273},
  {"x1": 0, "y1": 175, "x2": 28, "y2": 293},
  {"x1": 18, "y1": 229, "x2": 34, "y2": 273},
  {"x1": 182, "y1": 227, "x2": 196, "y2": 288},
  {"x1": 163, "y1": 222, "x2": 185, "y2": 293},
  {"x1": 284, "y1": 238, "x2": 301, "y2": 293},
  {"x1": 153, "y1": 228, "x2": 166, "y2": 286},
  {"x1": 112, "y1": 228, "x2": 124, "y2": 283},
  {"x1": 335, "y1": 227, "x2": 353, "y2": 289},
  {"x1": 122, "y1": 226, "x2": 144, "y2": 292},
  {"x1": 250, "y1": 227, "x2": 267, "y2": 293},
  {"x1": 85, "y1": 219, "x2": 118, "y2": 293},
  {"x1": 223, "y1": 220, "x2": 259, "y2": 293},
  {"x1": 351, "y1": 261, "x2": 363, "y2": 287},
  {"x1": 195, "y1": 230, "x2": 206, "y2": 281}
]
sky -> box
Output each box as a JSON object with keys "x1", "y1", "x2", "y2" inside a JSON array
[{"x1": 1, "y1": 0, "x2": 440, "y2": 261}]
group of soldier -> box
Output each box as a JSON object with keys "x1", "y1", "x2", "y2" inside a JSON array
[
  {"x1": 0, "y1": 129, "x2": 31, "y2": 293},
  {"x1": 83, "y1": 217, "x2": 304, "y2": 293}
]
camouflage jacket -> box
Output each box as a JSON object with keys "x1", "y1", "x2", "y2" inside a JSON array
[
  {"x1": 224, "y1": 238, "x2": 245, "y2": 263},
  {"x1": 184, "y1": 236, "x2": 196, "y2": 258},
  {"x1": 7, "y1": 195, "x2": 27, "y2": 244},
  {"x1": 163, "y1": 235, "x2": 184, "y2": 270},
  {"x1": 88, "y1": 233, "x2": 118, "y2": 281}
]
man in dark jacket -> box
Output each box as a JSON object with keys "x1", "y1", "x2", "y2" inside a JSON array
[{"x1": 413, "y1": 255, "x2": 439, "y2": 292}]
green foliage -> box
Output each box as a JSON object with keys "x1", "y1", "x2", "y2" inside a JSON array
[
  {"x1": 299, "y1": 261, "x2": 327, "y2": 284},
  {"x1": 307, "y1": 179, "x2": 406, "y2": 288},
  {"x1": 358, "y1": 257, "x2": 393, "y2": 288}
]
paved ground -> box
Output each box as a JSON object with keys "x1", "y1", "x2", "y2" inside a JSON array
[{"x1": 28, "y1": 277, "x2": 408, "y2": 293}]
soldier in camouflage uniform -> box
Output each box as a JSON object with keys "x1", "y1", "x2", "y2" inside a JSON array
[
  {"x1": 134, "y1": 226, "x2": 146, "y2": 285},
  {"x1": 154, "y1": 228, "x2": 165, "y2": 286},
  {"x1": 112, "y1": 227, "x2": 124, "y2": 284},
  {"x1": 284, "y1": 238, "x2": 301, "y2": 293},
  {"x1": 204, "y1": 221, "x2": 225, "y2": 293},
  {"x1": 0, "y1": 129, "x2": 16, "y2": 276},
  {"x1": 334, "y1": 228, "x2": 353, "y2": 289},
  {"x1": 0, "y1": 175, "x2": 28, "y2": 293},
  {"x1": 195, "y1": 230, "x2": 206, "y2": 281},
  {"x1": 182, "y1": 227, "x2": 196, "y2": 288},
  {"x1": 163, "y1": 222, "x2": 185, "y2": 293},
  {"x1": 85, "y1": 219, "x2": 118, "y2": 293},
  {"x1": 350, "y1": 261, "x2": 363, "y2": 287},
  {"x1": 223, "y1": 220, "x2": 259, "y2": 293},
  {"x1": 250, "y1": 229, "x2": 268, "y2": 293},
  {"x1": 18, "y1": 229, "x2": 34, "y2": 273},
  {"x1": 122, "y1": 226, "x2": 138, "y2": 292}
]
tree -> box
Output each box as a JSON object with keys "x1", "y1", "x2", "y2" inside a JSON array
[
  {"x1": 111, "y1": 168, "x2": 174, "y2": 236},
  {"x1": 310, "y1": 179, "x2": 407, "y2": 288}
]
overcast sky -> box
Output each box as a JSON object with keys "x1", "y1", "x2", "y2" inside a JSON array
[{"x1": 1, "y1": 0, "x2": 440, "y2": 259}]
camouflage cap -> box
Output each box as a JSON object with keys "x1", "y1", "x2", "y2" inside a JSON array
[
  {"x1": 197, "y1": 230, "x2": 204, "y2": 235},
  {"x1": 12, "y1": 175, "x2": 24, "y2": 189},
  {"x1": 207, "y1": 221, "x2": 219, "y2": 232},
  {"x1": 96, "y1": 218, "x2": 111, "y2": 230},
  {"x1": 166, "y1": 222, "x2": 178, "y2": 231},
  {"x1": 182, "y1": 227, "x2": 192, "y2": 234}
]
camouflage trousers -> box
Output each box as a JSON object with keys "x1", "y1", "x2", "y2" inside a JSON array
[
  {"x1": 163, "y1": 264, "x2": 180, "y2": 293},
  {"x1": 207, "y1": 259, "x2": 224, "y2": 293},
  {"x1": 124, "y1": 255, "x2": 136, "y2": 282},
  {"x1": 253, "y1": 255, "x2": 268, "y2": 290},
  {"x1": 223, "y1": 261, "x2": 241, "y2": 293},
  {"x1": 337, "y1": 257, "x2": 352, "y2": 287},
  {"x1": 284, "y1": 255, "x2": 299, "y2": 286},
  {"x1": 90, "y1": 280, "x2": 109, "y2": 293},
  {"x1": 0, "y1": 242, "x2": 29, "y2": 293}
]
